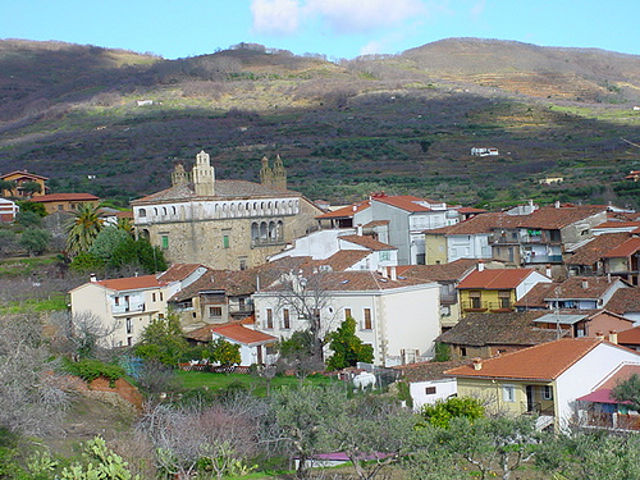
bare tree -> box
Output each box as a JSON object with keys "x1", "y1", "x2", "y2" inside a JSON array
[
  {"x1": 272, "y1": 270, "x2": 340, "y2": 362},
  {"x1": 49, "y1": 311, "x2": 120, "y2": 359},
  {"x1": 0, "y1": 314, "x2": 70, "y2": 436},
  {"x1": 139, "y1": 394, "x2": 264, "y2": 479}
]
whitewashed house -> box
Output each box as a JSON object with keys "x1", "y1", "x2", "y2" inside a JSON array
[{"x1": 252, "y1": 269, "x2": 442, "y2": 367}]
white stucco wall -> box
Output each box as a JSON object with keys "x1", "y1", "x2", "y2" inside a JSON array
[
  {"x1": 555, "y1": 344, "x2": 640, "y2": 429},
  {"x1": 410, "y1": 378, "x2": 457, "y2": 411},
  {"x1": 515, "y1": 271, "x2": 552, "y2": 301},
  {"x1": 252, "y1": 282, "x2": 441, "y2": 366},
  {"x1": 447, "y1": 234, "x2": 492, "y2": 262}
]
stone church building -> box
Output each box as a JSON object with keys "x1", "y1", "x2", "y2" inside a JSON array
[{"x1": 131, "y1": 151, "x2": 322, "y2": 270}]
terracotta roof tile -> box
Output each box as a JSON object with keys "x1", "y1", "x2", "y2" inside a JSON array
[
  {"x1": 184, "y1": 322, "x2": 276, "y2": 345},
  {"x1": 618, "y1": 325, "x2": 640, "y2": 346},
  {"x1": 396, "y1": 259, "x2": 481, "y2": 282},
  {"x1": 605, "y1": 288, "x2": 640, "y2": 314},
  {"x1": 514, "y1": 283, "x2": 556, "y2": 308},
  {"x1": 445, "y1": 338, "x2": 608, "y2": 380},
  {"x1": 316, "y1": 201, "x2": 370, "y2": 219},
  {"x1": 132, "y1": 180, "x2": 301, "y2": 204},
  {"x1": 594, "y1": 221, "x2": 640, "y2": 229},
  {"x1": 96, "y1": 275, "x2": 166, "y2": 291},
  {"x1": 362, "y1": 220, "x2": 390, "y2": 228},
  {"x1": 30, "y1": 193, "x2": 99, "y2": 203},
  {"x1": 157, "y1": 264, "x2": 206, "y2": 282},
  {"x1": 426, "y1": 213, "x2": 502, "y2": 235},
  {"x1": 261, "y1": 270, "x2": 436, "y2": 293},
  {"x1": 457, "y1": 268, "x2": 540, "y2": 290},
  {"x1": 565, "y1": 233, "x2": 631, "y2": 266},
  {"x1": 542, "y1": 277, "x2": 624, "y2": 300},
  {"x1": 0, "y1": 170, "x2": 48, "y2": 180},
  {"x1": 603, "y1": 237, "x2": 640, "y2": 258},
  {"x1": 317, "y1": 250, "x2": 371, "y2": 271},
  {"x1": 437, "y1": 311, "x2": 559, "y2": 348},
  {"x1": 339, "y1": 234, "x2": 396, "y2": 251},
  {"x1": 371, "y1": 195, "x2": 438, "y2": 212}
]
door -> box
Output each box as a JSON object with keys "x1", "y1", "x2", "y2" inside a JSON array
[
  {"x1": 526, "y1": 385, "x2": 534, "y2": 412},
  {"x1": 257, "y1": 345, "x2": 263, "y2": 365}
]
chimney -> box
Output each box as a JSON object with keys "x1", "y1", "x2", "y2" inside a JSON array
[
  {"x1": 607, "y1": 273, "x2": 612, "y2": 283},
  {"x1": 472, "y1": 358, "x2": 483, "y2": 370},
  {"x1": 89, "y1": 273, "x2": 97, "y2": 283},
  {"x1": 352, "y1": 205, "x2": 357, "y2": 212},
  {"x1": 596, "y1": 331, "x2": 604, "y2": 340},
  {"x1": 477, "y1": 263, "x2": 485, "y2": 272},
  {"x1": 554, "y1": 200, "x2": 561, "y2": 209},
  {"x1": 581, "y1": 280, "x2": 589, "y2": 290},
  {"x1": 608, "y1": 330, "x2": 618, "y2": 344},
  {"x1": 134, "y1": 271, "x2": 139, "y2": 277},
  {"x1": 356, "y1": 224, "x2": 363, "y2": 236},
  {"x1": 390, "y1": 266, "x2": 397, "y2": 281},
  {"x1": 545, "y1": 264, "x2": 552, "y2": 278}
]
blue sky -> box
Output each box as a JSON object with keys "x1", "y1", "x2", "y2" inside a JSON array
[{"x1": 1, "y1": 1, "x2": 639, "y2": 60}]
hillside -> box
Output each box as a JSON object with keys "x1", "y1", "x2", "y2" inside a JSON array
[{"x1": 1, "y1": 38, "x2": 640, "y2": 209}]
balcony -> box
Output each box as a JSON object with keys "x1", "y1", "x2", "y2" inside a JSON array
[
  {"x1": 524, "y1": 254, "x2": 563, "y2": 264},
  {"x1": 112, "y1": 303, "x2": 146, "y2": 315},
  {"x1": 251, "y1": 237, "x2": 286, "y2": 248},
  {"x1": 461, "y1": 300, "x2": 514, "y2": 313},
  {"x1": 522, "y1": 401, "x2": 555, "y2": 417}
]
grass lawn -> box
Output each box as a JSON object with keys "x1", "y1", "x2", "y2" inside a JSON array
[
  {"x1": 0, "y1": 294, "x2": 68, "y2": 314},
  {"x1": 176, "y1": 371, "x2": 339, "y2": 396}
]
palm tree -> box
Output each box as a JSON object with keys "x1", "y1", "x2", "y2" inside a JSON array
[
  {"x1": 66, "y1": 203, "x2": 103, "y2": 256},
  {"x1": 115, "y1": 216, "x2": 134, "y2": 236}
]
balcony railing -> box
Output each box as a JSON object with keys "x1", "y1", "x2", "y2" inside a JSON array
[
  {"x1": 251, "y1": 237, "x2": 286, "y2": 248},
  {"x1": 522, "y1": 402, "x2": 555, "y2": 416},
  {"x1": 524, "y1": 254, "x2": 563, "y2": 264},
  {"x1": 461, "y1": 300, "x2": 514, "y2": 312},
  {"x1": 112, "y1": 303, "x2": 145, "y2": 315}
]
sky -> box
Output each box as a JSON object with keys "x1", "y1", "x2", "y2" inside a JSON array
[{"x1": 1, "y1": 1, "x2": 640, "y2": 60}]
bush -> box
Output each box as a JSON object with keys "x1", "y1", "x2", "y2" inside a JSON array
[
  {"x1": 19, "y1": 228, "x2": 51, "y2": 256},
  {"x1": 16, "y1": 210, "x2": 43, "y2": 228},
  {"x1": 419, "y1": 396, "x2": 485, "y2": 429},
  {"x1": 63, "y1": 358, "x2": 126, "y2": 387}
]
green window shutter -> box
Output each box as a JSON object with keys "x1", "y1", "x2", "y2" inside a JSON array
[
  {"x1": 161, "y1": 235, "x2": 169, "y2": 249},
  {"x1": 223, "y1": 235, "x2": 230, "y2": 248}
]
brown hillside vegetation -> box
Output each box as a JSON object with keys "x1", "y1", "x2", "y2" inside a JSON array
[{"x1": 1, "y1": 38, "x2": 640, "y2": 209}]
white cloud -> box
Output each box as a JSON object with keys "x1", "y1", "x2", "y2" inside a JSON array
[
  {"x1": 250, "y1": 0, "x2": 301, "y2": 35},
  {"x1": 306, "y1": 0, "x2": 427, "y2": 33},
  {"x1": 251, "y1": 0, "x2": 429, "y2": 36},
  {"x1": 470, "y1": 0, "x2": 485, "y2": 18},
  {"x1": 359, "y1": 40, "x2": 385, "y2": 56}
]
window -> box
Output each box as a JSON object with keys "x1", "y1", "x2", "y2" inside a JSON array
[
  {"x1": 266, "y1": 308, "x2": 273, "y2": 329},
  {"x1": 209, "y1": 306, "x2": 222, "y2": 318},
  {"x1": 139, "y1": 208, "x2": 146, "y2": 217},
  {"x1": 127, "y1": 337, "x2": 132, "y2": 346},
  {"x1": 380, "y1": 251, "x2": 390, "y2": 262},
  {"x1": 159, "y1": 292, "x2": 163, "y2": 301},
  {"x1": 161, "y1": 235, "x2": 169, "y2": 249},
  {"x1": 223, "y1": 235, "x2": 230, "y2": 249},
  {"x1": 502, "y1": 385, "x2": 515, "y2": 402},
  {"x1": 425, "y1": 386, "x2": 437, "y2": 395},
  {"x1": 152, "y1": 293, "x2": 156, "y2": 302},
  {"x1": 57, "y1": 204, "x2": 63, "y2": 211},
  {"x1": 344, "y1": 308, "x2": 352, "y2": 321},
  {"x1": 470, "y1": 291, "x2": 481, "y2": 309},
  {"x1": 126, "y1": 318, "x2": 132, "y2": 334},
  {"x1": 543, "y1": 385, "x2": 553, "y2": 400},
  {"x1": 363, "y1": 308, "x2": 372, "y2": 330},
  {"x1": 239, "y1": 258, "x2": 247, "y2": 270},
  {"x1": 114, "y1": 296, "x2": 120, "y2": 306},
  {"x1": 498, "y1": 291, "x2": 511, "y2": 309},
  {"x1": 283, "y1": 309, "x2": 290, "y2": 329},
  {"x1": 461, "y1": 347, "x2": 467, "y2": 356}
]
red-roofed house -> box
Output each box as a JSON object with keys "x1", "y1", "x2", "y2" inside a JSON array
[
  {"x1": 315, "y1": 201, "x2": 371, "y2": 228},
  {"x1": 70, "y1": 264, "x2": 209, "y2": 347},
  {"x1": 0, "y1": 170, "x2": 48, "y2": 198},
  {"x1": 576, "y1": 363, "x2": 640, "y2": 431},
  {"x1": 457, "y1": 265, "x2": 551, "y2": 313},
  {"x1": 618, "y1": 325, "x2": 640, "y2": 351},
  {"x1": 446, "y1": 338, "x2": 640, "y2": 429},
  {"x1": 369, "y1": 193, "x2": 461, "y2": 265},
  {"x1": 29, "y1": 193, "x2": 100, "y2": 214},
  {"x1": 603, "y1": 237, "x2": 640, "y2": 285},
  {"x1": 185, "y1": 322, "x2": 278, "y2": 365}
]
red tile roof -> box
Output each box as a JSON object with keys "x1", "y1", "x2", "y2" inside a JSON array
[
  {"x1": 30, "y1": 193, "x2": 99, "y2": 203},
  {"x1": 0, "y1": 170, "x2": 49, "y2": 181},
  {"x1": 396, "y1": 259, "x2": 481, "y2": 283},
  {"x1": 446, "y1": 338, "x2": 609, "y2": 380},
  {"x1": 542, "y1": 277, "x2": 625, "y2": 300},
  {"x1": 594, "y1": 221, "x2": 640, "y2": 229},
  {"x1": 565, "y1": 233, "x2": 631, "y2": 266},
  {"x1": 457, "y1": 268, "x2": 539, "y2": 290},
  {"x1": 184, "y1": 323, "x2": 276, "y2": 345},
  {"x1": 458, "y1": 207, "x2": 488, "y2": 214},
  {"x1": 605, "y1": 288, "x2": 640, "y2": 314},
  {"x1": 618, "y1": 325, "x2": 640, "y2": 346},
  {"x1": 96, "y1": 275, "x2": 166, "y2": 291},
  {"x1": 316, "y1": 201, "x2": 370, "y2": 219},
  {"x1": 157, "y1": 264, "x2": 206, "y2": 282},
  {"x1": 426, "y1": 212, "x2": 502, "y2": 235},
  {"x1": 371, "y1": 195, "x2": 437, "y2": 212},
  {"x1": 339, "y1": 234, "x2": 396, "y2": 251},
  {"x1": 317, "y1": 250, "x2": 371, "y2": 271},
  {"x1": 603, "y1": 237, "x2": 640, "y2": 258}
]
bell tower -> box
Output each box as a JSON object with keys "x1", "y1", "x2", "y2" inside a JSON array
[
  {"x1": 259, "y1": 156, "x2": 273, "y2": 186},
  {"x1": 192, "y1": 150, "x2": 215, "y2": 196},
  {"x1": 272, "y1": 154, "x2": 287, "y2": 191},
  {"x1": 171, "y1": 163, "x2": 189, "y2": 187}
]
